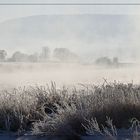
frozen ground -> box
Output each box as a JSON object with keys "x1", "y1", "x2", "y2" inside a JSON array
[
  {"x1": 0, "y1": 119, "x2": 138, "y2": 140},
  {"x1": 0, "y1": 131, "x2": 136, "y2": 140}
]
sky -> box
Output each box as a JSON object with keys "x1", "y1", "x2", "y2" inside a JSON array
[
  {"x1": 0, "y1": 0, "x2": 140, "y2": 61},
  {"x1": 0, "y1": 0, "x2": 140, "y2": 22}
]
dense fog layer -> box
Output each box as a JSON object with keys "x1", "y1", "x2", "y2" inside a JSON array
[
  {"x1": 0, "y1": 63, "x2": 139, "y2": 90},
  {"x1": 0, "y1": 14, "x2": 140, "y2": 89}
]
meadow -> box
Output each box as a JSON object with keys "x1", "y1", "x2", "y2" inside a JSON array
[{"x1": 0, "y1": 63, "x2": 140, "y2": 140}]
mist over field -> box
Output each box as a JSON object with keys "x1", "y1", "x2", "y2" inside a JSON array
[
  {"x1": 0, "y1": 62, "x2": 139, "y2": 90},
  {"x1": 1, "y1": 10, "x2": 140, "y2": 139}
]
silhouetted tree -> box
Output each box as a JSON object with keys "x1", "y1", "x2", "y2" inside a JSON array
[
  {"x1": 40, "y1": 47, "x2": 50, "y2": 61},
  {"x1": 95, "y1": 57, "x2": 112, "y2": 66},
  {"x1": 11, "y1": 51, "x2": 28, "y2": 62},
  {"x1": 0, "y1": 50, "x2": 7, "y2": 61},
  {"x1": 28, "y1": 53, "x2": 38, "y2": 62},
  {"x1": 113, "y1": 57, "x2": 118, "y2": 64},
  {"x1": 53, "y1": 48, "x2": 78, "y2": 62}
]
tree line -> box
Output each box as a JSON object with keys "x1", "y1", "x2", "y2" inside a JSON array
[{"x1": 0, "y1": 47, "x2": 79, "y2": 62}]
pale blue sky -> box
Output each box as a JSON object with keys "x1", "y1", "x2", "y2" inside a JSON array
[{"x1": 0, "y1": 0, "x2": 140, "y2": 22}]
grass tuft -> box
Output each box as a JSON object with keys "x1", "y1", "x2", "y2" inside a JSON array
[{"x1": 0, "y1": 82, "x2": 140, "y2": 139}]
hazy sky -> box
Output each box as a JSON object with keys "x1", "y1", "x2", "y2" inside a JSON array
[
  {"x1": 0, "y1": 0, "x2": 140, "y2": 22},
  {"x1": 0, "y1": 0, "x2": 140, "y2": 61}
]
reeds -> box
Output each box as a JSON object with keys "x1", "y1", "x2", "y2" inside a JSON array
[{"x1": 0, "y1": 82, "x2": 140, "y2": 139}]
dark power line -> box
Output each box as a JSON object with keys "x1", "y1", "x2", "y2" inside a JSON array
[{"x1": 0, "y1": 3, "x2": 140, "y2": 5}]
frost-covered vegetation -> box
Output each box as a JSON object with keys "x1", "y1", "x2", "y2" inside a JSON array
[{"x1": 0, "y1": 82, "x2": 140, "y2": 139}]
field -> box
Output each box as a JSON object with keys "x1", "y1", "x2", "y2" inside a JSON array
[
  {"x1": 0, "y1": 63, "x2": 140, "y2": 140},
  {"x1": 0, "y1": 62, "x2": 140, "y2": 89}
]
